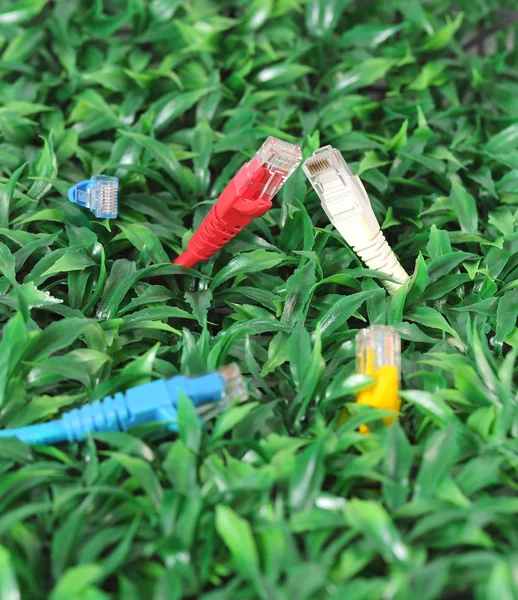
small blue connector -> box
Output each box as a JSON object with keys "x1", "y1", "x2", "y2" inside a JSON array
[
  {"x1": 68, "y1": 174, "x2": 119, "y2": 219},
  {"x1": 0, "y1": 364, "x2": 247, "y2": 445}
]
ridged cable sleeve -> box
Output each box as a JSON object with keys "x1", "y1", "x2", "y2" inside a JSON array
[
  {"x1": 0, "y1": 371, "x2": 230, "y2": 445},
  {"x1": 0, "y1": 393, "x2": 138, "y2": 444},
  {"x1": 303, "y1": 145, "x2": 409, "y2": 295},
  {"x1": 351, "y1": 229, "x2": 409, "y2": 294},
  {"x1": 174, "y1": 203, "x2": 252, "y2": 268},
  {"x1": 174, "y1": 137, "x2": 302, "y2": 269}
]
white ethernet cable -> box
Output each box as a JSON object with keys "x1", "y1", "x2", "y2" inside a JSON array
[{"x1": 303, "y1": 146, "x2": 409, "y2": 295}]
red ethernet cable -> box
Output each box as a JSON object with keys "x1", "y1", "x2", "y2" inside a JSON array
[{"x1": 174, "y1": 137, "x2": 302, "y2": 269}]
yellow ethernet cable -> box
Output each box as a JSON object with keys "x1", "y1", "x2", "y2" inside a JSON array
[
  {"x1": 303, "y1": 146, "x2": 409, "y2": 294},
  {"x1": 355, "y1": 325, "x2": 401, "y2": 433}
]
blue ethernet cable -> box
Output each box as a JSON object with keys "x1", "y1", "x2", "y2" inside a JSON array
[
  {"x1": 0, "y1": 364, "x2": 247, "y2": 445},
  {"x1": 68, "y1": 174, "x2": 119, "y2": 219}
]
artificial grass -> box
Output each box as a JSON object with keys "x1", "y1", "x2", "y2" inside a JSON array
[{"x1": 0, "y1": 0, "x2": 517, "y2": 597}]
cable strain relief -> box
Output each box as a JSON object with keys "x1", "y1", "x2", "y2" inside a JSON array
[
  {"x1": 383, "y1": 279, "x2": 405, "y2": 295},
  {"x1": 62, "y1": 393, "x2": 130, "y2": 442},
  {"x1": 186, "y1": 208, "x2": 247, "y2": 263},
  {"x1": 353, "y1": 230, "x2": 409, "y2": 294},
  {"x1": 173, "y1": 248, "x2": 200, "y2": 268}
]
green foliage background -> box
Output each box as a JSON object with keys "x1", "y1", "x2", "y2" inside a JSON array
[{"x1": 0, "y1": 0, "x2": 517, "y2": 597}]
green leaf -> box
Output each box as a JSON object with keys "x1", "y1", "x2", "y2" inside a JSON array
[
  {"x1": 421, "y1": 13, "x2": 463, "y2": 52},
  {"x1": 471, "y1": 166, "x2": 497, "y2": 199},
  {"x1": 346, "y1": 500, "x2": 409, "y2": 564},
  {"x1": 27, "y1": 349, "x2": 109, "y2": 388},
  {"x1": 106, "y1": 452, "x2": 163, "y2": 510},
  {"x1": 0, "y1": 438, "x2": 32, "y2": 462},
  {"x1": 177, "y1": 391, "x2": 202, "y2": 454},
  {"x1": 496, "y1": 289, "x2": 518, "y2": 343},
  {"x1": 293, "y1": 324, "x2": 323, "y2": 426},
  {"x1": 426, "y1": 224, "x2": 452, "y2": 259},
  {"x1": 325, "y1": 373, "x2": 374, "y2": 404},
  {"x1": 0, "y1": 0, "x2": 48, "y2": 25},
  {"x1": 414, "y1": 426, "x2": 459, "y2": 500},
  {"x1": 0, "y1": 312, "x2": 28, "y2": 405},
  {"x1": 163, "y1": 439, "x2": 197, "y2": 493},
  {"x1": 305, "y1": 0, "x2": 352, "y2": 38},
  {"x1": 117, "y1": 223, "x2": 169, "y2": 264},
  {"x1": 18, "y1": 208, "x2": 66, "y2": 226},
  {"x1": 400, "y1": 390, "x2": 456, "y2": 426},
  {"x1": 281, "y1": 261, "x2": 316, "y2": 326},
  {"x1": 77, "y1": 89, "x2": 120, "y2": 127},
  {"x1": 331, "y1": 580, "x2": 387, "y2": 600},
  {"x1": 339, "y1": 23, "x2": 405, "y2": 49},
  {"x1": 289, "y1": 439, "x2": 325, "y2": 511},
  {"x1": 255, "y1": 63, "x2": 313, "y2": 86},
  {"x1": 101, "y1": 516, "x2": 140, "y2": 576},
  {"x1": 450, "y1": 177, "x2": 478, "y2": 233},
  {"x1": 288, "y1": 320, "x2": 312, "y2": 389},
  {"x1": 0, "y1": 545, "x2": 20, "y2": 600},
  {"x1": 51, "y1": 509, "x2": 87, "y2": 580},
  {"x1": 484, "y1": 561, "x2": 517, "y2": 600},
  {"x1": 215, "y1": 505, "x2": 260, "y2": 582},
  {"x1": 41, "y1": 249, "x2": 96, "y2": 277},
  {"x1": 0, "y1": 242, "x2": 15, "y2": 282},
  {"x1": 405, "y1": 306, "x2": 458, "y2": 338},
  {"x1": 0, "y1": 162, "x2": 26, "y2": 228},
  {"x1": 24, "y1": 317, "x2": 91, "y2": 363},
  {"x1": 383, "y1": 423, "x2": 413, "y2": 511},
  {"x1": 97, "y1": 259, "x2": 137, "y2": 320},
  {"x1": 241, "y1": 0, "x2": 273, "y2": 31},
  {"x1": 357, "y1": 150, "x2": 390, "y2": 175},
  {"x1": 149, "y1": 87, "x2": 217, "y2": 130},
  {"x1": 28, "y1": 134, "x2": 57, "y2": 200},
  {"x1": 395, "y1": 0, "x2": 432, "y2": 33},
  {"x1": 387, "y1": 279, "x2": 409, "y2": 324},
  {"x1": 408, "y1": 61, "x2": 447, "y2": 91},
  {"x1": 318, "y1": 290, "x2": 381, "y2": 339},
  {"x1": 426, "y1": 251, "x2": 476, "y2": 282},
  {"x1": 185, "y1": 288, "x2": 212, "y2": 329},
  {"x1": 386, "y1": 120, "x2": 408, "y2": 152},
  {"x1": 118, "y1": 131, "x2": 186, "y2": 188},
  {"x1": 192, "y1": 118, "x2": 213, "y2": 195},
  {"x1": 261, "y1": 331, "x2": 290, "y2": 376},
  {"x1": 49, "y1": 564, "x2": 103, "y2": 600},
  {"x1": 211, "y1": 402, "x2": 258, "y2": 440},
  {"x1": 211, "y1": 250, "x2": 290, "y2": 288},
  {"x1": 420, "y1": 273, "x2": 471, "y2": 301},
  {"x1": 485, "y1": 123, "x2": 518, "y2": 155},
  {"x1": 332, "y1": 58, "x2": 395, "y2": 94},
  {"x1": 0, "y1": 502, "x2": 51, "y2": 536}
]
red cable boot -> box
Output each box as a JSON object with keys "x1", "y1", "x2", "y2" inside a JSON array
[{"x1": 174, "y1": 137, "x2": 302, "y2": 268}]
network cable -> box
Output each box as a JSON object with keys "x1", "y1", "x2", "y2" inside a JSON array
[
  {"x1": 0, "y1": 364, "x2": 247, "y2": 445},
  {"x1": 303, "y1": 146, "x2": 409, "y2": 294},
  {"x1": 68, "y1": 175, "x2": 119, "y2": 219},
  {"x1": 174, "y1": 136, "x2": 302, "y2": 268},
  {"x1": 355, "y1": 325, "x2": 401, "y2": 433}
]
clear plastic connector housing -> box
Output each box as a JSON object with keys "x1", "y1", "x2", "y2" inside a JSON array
[
  {"x1": 303, "y1": 145, "x2": 371, "y2": 215},
  {"x1": 68, "y1": 175, "x2": 119, "y2": 219},
  {"x1": 356, "y1": 326, "x2": 401, "y2": 375},
  {"x1": 255, "y1": 136, "x2": 302, "y2": 197},
  {"x1": 196, "y1": 363, "x2": 249, "y2": 421},
  {"x1": 219, "y1": 362, "x2": 249, "y2": 404}
]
